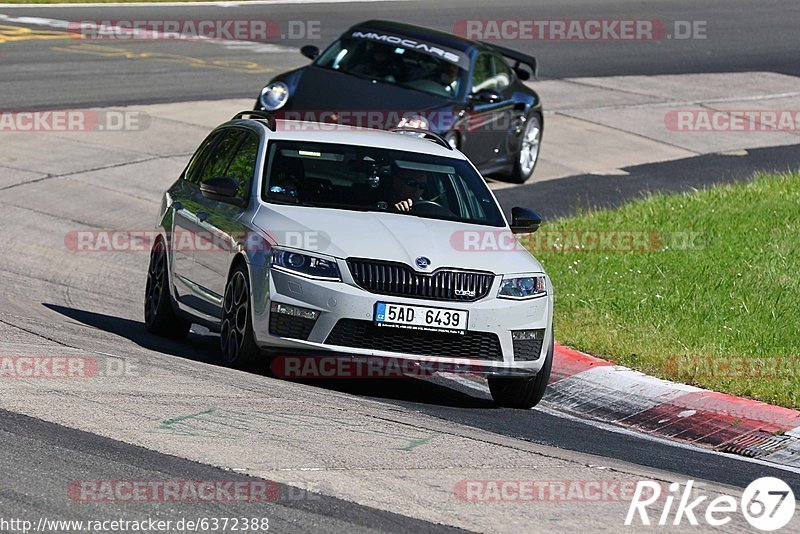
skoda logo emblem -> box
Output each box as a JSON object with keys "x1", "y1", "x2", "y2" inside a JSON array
[{"x1": 415, "y1": 256, "x2": 431, "y2": 269}]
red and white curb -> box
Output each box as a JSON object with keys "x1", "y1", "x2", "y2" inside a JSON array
[
  {"x1": 446, "y1": 344, "x2": 800, "y2": 469},
  {"x1": 545, "y1": 345, "x2": 800, "y2": 468}
]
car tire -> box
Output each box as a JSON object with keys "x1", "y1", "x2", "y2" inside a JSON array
[
  {"x1": 144, "y1": 239, "x2": 191, "y2": 339},
  {"x1": 510, "y1": 112, "x2": 542, "y2": 184},
  {"x1": 488, "y1": 336, "x2": 553, "y2": 409},
  {"x1": 220, "y1": 264, "x2": 261, "y2": 369}
]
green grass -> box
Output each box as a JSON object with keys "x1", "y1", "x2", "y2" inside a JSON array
[{"x1": 531, "y1": 172, "x2": 800, "y2": 408}]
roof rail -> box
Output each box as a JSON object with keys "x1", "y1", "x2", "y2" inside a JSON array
[
  {"x1": 232, "y1": 110, "x2": 277, "y2": 132},
  {"x1": 388, "y1": 127, "x2": 453, "y2": 150}
]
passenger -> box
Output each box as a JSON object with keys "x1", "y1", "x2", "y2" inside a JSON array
[{"x1": 439, "y1": 62, "x2": 459, "y2": 94}]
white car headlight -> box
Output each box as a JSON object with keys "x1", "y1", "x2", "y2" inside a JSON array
[
  {"x1": 498, "y1": 275, "x2": 547, "y2": 300},
  {"x1": 260, "y1": 82, "x2": 290, "y2": 111},
  {"x1": 397, "y1": 114, "x2": 429, "y2": 130},
  {"x1": 271, "y1": 249, "x2": 340, "y2": 281}
]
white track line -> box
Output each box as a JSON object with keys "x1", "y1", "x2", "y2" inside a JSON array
[{"x1": 439, "y1": 373, "x2": 800, "y2": 475}]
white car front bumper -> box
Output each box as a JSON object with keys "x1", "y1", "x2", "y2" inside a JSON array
[{"x1": 250, "y1": 260, "x2": 553, "y2": 376}]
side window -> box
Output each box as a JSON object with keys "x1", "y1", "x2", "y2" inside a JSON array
[
  {"x1": 491, "y1": 55, "x2": 512, "y2": 91},
  {"x1": 471, "y1": 54, "x2": 494, "y2": 93},
  {"x1": 225, "y1": 132, "x2": 260, "y2": 198},
  {"x1": 199, "y1": 129, "x2": 246, "y2": 183},
  {"x1": 184, "y1": 132, "x2": 221, "y2": 185}
]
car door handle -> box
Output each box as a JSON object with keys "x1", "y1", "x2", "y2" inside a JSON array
[{"x1": 198, "y1": 211, "x2": 208, "y2": 222}]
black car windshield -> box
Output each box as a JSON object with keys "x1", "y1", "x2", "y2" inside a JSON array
[
  {"x1": 262, "y1": 140, "x2": 505, "y2": 227},
  {"x1": 314, "y1": 37, "x2": 466, "y2": 99}
]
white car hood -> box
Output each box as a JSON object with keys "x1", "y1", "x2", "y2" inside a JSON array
[{"x1": 253, "y1": 204, "x2": 544, "y2": 275}]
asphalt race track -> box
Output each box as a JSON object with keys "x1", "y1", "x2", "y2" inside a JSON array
[
  {"x1": 1, "y1": 1, "x2": 799, "y2": 532},
  {"x1": 0, "y1": 0, "x2": 799, "y2": 108}
]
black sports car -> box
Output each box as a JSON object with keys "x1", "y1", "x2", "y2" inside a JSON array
[{"x1": 255, "y1": 20, "x2": 543, "y2": 183}]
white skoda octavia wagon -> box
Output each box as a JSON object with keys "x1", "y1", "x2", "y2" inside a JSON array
[{"x1": 145, "y1": 111, "x2": 553, "y2": 408}]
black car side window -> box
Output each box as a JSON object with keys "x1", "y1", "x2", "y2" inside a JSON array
[
  {"x1": 224, "y1": 132, "x2": 260, "y2": 199},
  {"x1": 184, "y1": 132, "x2": 221, "y2": 185},
  {"x1": 491, "y1": 55, "x2": 513, "y2": 91},
  {"x1": 199, "y1": 129, "x2": 247, "y2": 184},
  {"x1": 471, "y1": 53, "x2": 494, "y2": 93}
]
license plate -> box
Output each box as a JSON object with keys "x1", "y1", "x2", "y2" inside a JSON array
[{"x1": 374, "y1": 302, "x2": 468, "y2": 335}]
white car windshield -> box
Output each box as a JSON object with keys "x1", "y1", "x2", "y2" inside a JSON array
[{"x1": 263, "y1": 140, "x2": 505, "y2": 227}]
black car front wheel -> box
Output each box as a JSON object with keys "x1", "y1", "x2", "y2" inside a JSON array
[
  {"x1": 488, "y1": 337, "x2": 553, "y2": 409},
  {"x1": 220, "y1": 265, "x2": 261, "y2": 369},
  {"x1": 511, "y1": 113, "x2": 542, "y2": 183},
  {"x1": 144, "y1": 239, "x2": 191, "y2": 339}
]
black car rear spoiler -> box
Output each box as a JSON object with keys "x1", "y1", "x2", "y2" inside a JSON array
[{"x1": 482, "y1": 42, "x2": 538, "y2": 79}]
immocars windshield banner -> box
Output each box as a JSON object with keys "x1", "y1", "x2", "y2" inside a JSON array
[{"x1": 349, "y1": 29, "x2": 470, "y2": 69}]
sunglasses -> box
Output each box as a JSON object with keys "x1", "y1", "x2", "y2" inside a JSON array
[{"x1": 404, "y1": 179, "x2": 426, "y2": 188}]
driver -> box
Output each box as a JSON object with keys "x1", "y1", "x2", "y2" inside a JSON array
[
  {"x1": 268, "y1": 155, "x2": 304, "y2": 202},
  {"x1": 391, "y1": 168, "x2": 428, "y2": 212}
]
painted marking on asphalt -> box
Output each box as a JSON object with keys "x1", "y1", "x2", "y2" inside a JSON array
[
  {"x1": 50, "y1": 43, "x2": 276, "y2": 74},
  {"x1": 0, "y1": 23, "x2": 72, "y2": 43},
  {"x1": 154, "y1": 407, "x2": 440, "y2": 451}
]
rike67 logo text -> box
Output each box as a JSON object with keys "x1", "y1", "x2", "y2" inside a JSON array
[{"x1": 626, "y1": 478, "x2": 795, "y2": 531}]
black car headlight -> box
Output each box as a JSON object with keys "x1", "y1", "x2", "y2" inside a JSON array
[
  {"x1": 271, "y1": 249, "x2": 340, "y2": 281},
  {"x1": 260, "y1": 82, "x2": 290, "y2": 111},
  {"x1": 498, "y1": 275, "x2": 547, "y2": 300}
]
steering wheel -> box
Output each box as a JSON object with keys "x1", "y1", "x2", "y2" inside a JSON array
[{"x1": 411, "y1": 200, "x2": 453, "y2": 217}]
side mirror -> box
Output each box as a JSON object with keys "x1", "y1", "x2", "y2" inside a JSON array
[
  {"x1": 200, "y1": 177, "x2": 246, "y2": 208},
  {"x1": 300, "y1": 45, "x2": 320, "y2": 60},
  {"x1": 513, "y1": 67, "x2": 531, "y2": 81},
  {"x1": 511, "y1": 206, "x2": 542, "y2": 234},
  {"x1": 469, "y1": 88, "x2": 502, "y2": 104}
]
